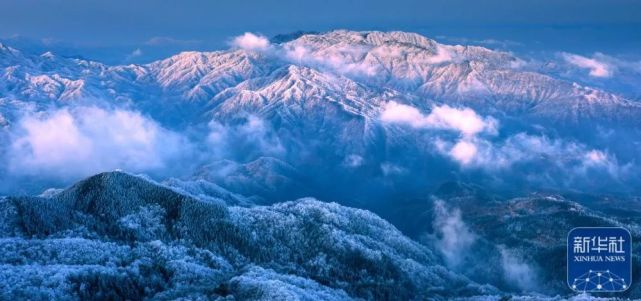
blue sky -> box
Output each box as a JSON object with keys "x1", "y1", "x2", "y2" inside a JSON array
[{"x1": 0, "y1": 0, "x2": 640, "y2": 63}]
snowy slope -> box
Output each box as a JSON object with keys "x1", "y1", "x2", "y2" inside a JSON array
[
  {"x1": 2, "y1": 29, "x2": 640, "y2": 204},
  {"x1": 1, "y1": 30, "x2": 639, "y2": 126},
  {"x1": 0, "y1": 171, "x2": 496, "y2": 300},
  {"x1": 279, "y1": 31, "x2": 641, "y2": 122}
]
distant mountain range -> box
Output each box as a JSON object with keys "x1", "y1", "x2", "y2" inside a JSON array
[
  {"x1": 2, "y1": 30, "x2": 640, "y2": 124},
  {"x1": 2, "y1": 30, "x2": 640, "y2": 194}
]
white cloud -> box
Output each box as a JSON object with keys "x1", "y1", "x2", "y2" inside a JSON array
[
  {"x1": 282, "y1": 44, "x2": 378, "y2": 77},
  {"x1": 284, "y1": 45, "x2": 308, "y2": 63},
  {"x1": 8, "y1": 106, "x2": 188, "y2": 178},
  {"x1": 580, "y1": 149, "x2": 622, "y2": 177},
  {"x1": 425, "y1": 45, "x2": 454, "y2": 64},
  {"x1": 207, "y1": 115, "x2": 284, "y2": 159},
  {"x1": 380, "y1": 102, "x2": 426, "y2": 127},
  {"x1": 449, "y1": 140, "x2": 477, "y2": 165},
  {"x1": 562, "y1": 53, "x2": 613, "y2": 78},
  {"x1": 432, "y1": 200, "x2": 476, "y2": 268},
  {"x1": 585, "y1": 149, "x2": 607, "y2": 164},
  {"x1": 499, "y1": 247, "x2": 539, "y2": 291},
  {"x1": 428, "y1": 105, "x2": 498, "y2": 136},
  {"x1": 433, "y1": 133, "x2": 628, "y2": 180},
  {"x1": 127, "y1": 48, "x2": 143, "y2": 59},
  {"x1": 380, "y1": 101, "x2": 498, "y2": 137},
  {"x1": 380, "y1": 102, "x2": 628, "y2": 179},
  {"x1": 381, "y1": 102, "x2": 501, "y2": 168},
  {"x1": 231, "y1": 32, "x2": 270, "y2": 51}
]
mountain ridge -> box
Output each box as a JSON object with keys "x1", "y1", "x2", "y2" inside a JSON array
[
  {"x1": 0, "y1": 171, "x2": 499, "y2": 300},
  {"x1": 1, "y1": 30, "x2": 639, "y2": 126}
]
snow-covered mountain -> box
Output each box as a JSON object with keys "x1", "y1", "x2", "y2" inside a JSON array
[
  {"x1": 283, "y1": 31, "x2": 641, "y2": 122},
  {"x1": 1, "y1": 31, "x2": 640, "y2": 125},
  {"x1": 0, "y1": 171, "x2": 497, "y2": 300},
  {"x1": 383, "y1": 181, "x2": 641, "y2": 296},
  {"x1": 1, "y1": 29, "x2": 639, "y2": 206},
  {"x1": 3, "y1": 172, "x2": 640, "y2": 299}
]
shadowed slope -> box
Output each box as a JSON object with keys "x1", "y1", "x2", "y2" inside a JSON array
[{"x1": 0, "y1": 171, "x2": 496, "y2": 300}]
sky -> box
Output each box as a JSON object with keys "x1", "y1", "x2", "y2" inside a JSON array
[{"x1": 0, "y1": 0, "x2": 640, "y2": 63}]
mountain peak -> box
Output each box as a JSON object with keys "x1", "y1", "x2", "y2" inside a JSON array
[
  {"x1": 1, "y1": 29, "x2": 639, "y2": 128},
  {"x1": 270, "y1": 30, "x2": 320, "y2": 44},
  {"x1": 292, "y1": 30, "x2": 440, "y2": 50}
]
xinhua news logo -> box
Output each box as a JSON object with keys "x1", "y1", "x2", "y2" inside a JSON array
[{"x1": 567, "y1": 227, "x2": 632, "y2": 293}]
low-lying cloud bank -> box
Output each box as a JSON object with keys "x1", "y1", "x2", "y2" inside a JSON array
[
  {"x1": 558, "y1": 52, "x2": 641, "y2": 80},
  {"x1": 434, "y1": 133, "x2": 625, "y2": 176},
  {"x1": 380, "y1": 102, "x2": 631, "y2": 187},
  {"x1": 432, "y1": 199, "x2": 476, "y2": 268},
  {"x1": 207, "y1": 115, "x2": 285, "y2": 160},
  {"x1": 499, "y1": 247, "x2": 540, "y2": 292},
  {"x1": 427, "y1": 200, "x2": 542, "y2": 293},
  {"x1": 6, "y1": 106, "x2": 190, "y2": 179},
  {"x1": 0, "y1": 104, "x2": 290, "y2": 194}
]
